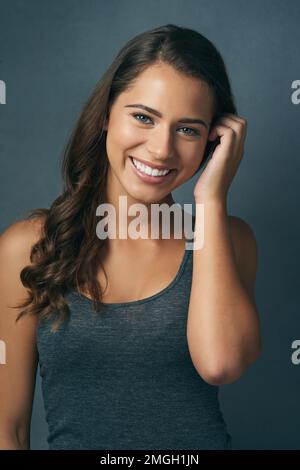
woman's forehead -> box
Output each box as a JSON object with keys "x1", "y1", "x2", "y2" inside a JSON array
[{"x1": 116, "y1": 66, "x2": 214, "y2": 119}]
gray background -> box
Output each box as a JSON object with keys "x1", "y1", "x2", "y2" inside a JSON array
[{"x1": 0, "y1": 0, "x2": 300, "y2": 450}]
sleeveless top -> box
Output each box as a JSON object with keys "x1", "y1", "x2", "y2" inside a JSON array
[{"x1": 36, "y1": 229, "x2": 233, "y2": 450}]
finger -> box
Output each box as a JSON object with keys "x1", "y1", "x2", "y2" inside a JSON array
[
  {"x1": 217, "y1": 119, "x2": 246, "y2": 162},
  {"x1": 208, "y1": 124, "x2": 240, "y2": 158},
  {"x1": 222, "y1": 113, "x2": 247, "y2": 126},
  {"x1": 208, "y1": 123, "x2": 236, "y2": 141},
  {"x1": 217, "y1": 116, "x2": 247, "y2": 138}
]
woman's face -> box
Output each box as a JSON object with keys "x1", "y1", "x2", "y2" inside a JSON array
[{"x1": 104, "y1": 61, "x2": 214, "y2": 205}]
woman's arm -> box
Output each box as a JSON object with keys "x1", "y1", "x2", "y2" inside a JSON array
[
  {"x1": 0, "y1": 218, "x2": 44, "y2": 450},
  {"x1": 187, "y1": 199, "x2": 261, "y2": 386}
]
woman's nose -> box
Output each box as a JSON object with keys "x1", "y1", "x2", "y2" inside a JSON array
[{"x1": 146, "y1": 127, "x2": 175, "y2": 160}]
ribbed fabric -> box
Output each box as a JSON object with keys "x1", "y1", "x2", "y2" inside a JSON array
[{"x1": 36, "y1": 234, "x2": 232, "y2": 450}]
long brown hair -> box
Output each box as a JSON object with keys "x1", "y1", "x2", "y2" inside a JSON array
[{"x1": 14, "y1": 24, "x2": 237, "y2": 332}]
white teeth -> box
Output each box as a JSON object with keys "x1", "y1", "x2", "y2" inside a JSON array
[{"x1": 132, "y1": 157, "x2": 171, "y2": 176}]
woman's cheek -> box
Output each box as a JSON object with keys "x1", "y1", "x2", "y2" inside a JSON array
[
  {"x1": 117, "y1": 126, "x2": 143, "y2": 158},
  {"x1": 183, "y1": 146, "x2": 205, "y2": 175},
  {"x1": 106, "y1": 126, "x2": 131, "y2": 163}
]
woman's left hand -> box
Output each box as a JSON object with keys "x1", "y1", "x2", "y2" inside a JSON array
[{"x1": 193, "y1": 113, "x2": 247, "y2": 203}]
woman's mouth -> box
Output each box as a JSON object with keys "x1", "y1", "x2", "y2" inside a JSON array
[{"x1": 129, "y1": 156, "x2": 175, "y2": 184}]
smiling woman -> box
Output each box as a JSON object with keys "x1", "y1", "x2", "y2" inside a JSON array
[{"x1": 0, "y1": 23, "x2": 260, "y2": 451}]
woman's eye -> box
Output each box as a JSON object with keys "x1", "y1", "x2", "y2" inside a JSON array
[
  {"x1": 132, "y1": 113, "x2": 152, "y2": 124},
  {"x1": 131, "y1": 113, "x2": 200, "y2": 137},
  {"x1": 180, "y1": 127, "x2": 200, "y2": 136}
]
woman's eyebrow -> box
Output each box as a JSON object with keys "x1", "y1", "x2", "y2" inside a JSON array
[{"x1": 124, "y1": 103, "x2": 208, "y2": 129}]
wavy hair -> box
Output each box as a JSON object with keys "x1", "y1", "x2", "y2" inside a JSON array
[{"x1": 14, "y1": 23, "x2": 237, "y2": 332}]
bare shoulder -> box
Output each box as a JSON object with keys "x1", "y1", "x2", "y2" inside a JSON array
[
  {"x1": 0, "y1": 214, "x2": 47, "y2": 317},
  {"x1": 0, "y1": 215, "x2": 46, "y2": 253},
  {"x1": 228, "y1": 215, "x2": 258, "y2": 301},
  {"x1": 0, "y1": 214, "x2": 47, "y2": 449}
]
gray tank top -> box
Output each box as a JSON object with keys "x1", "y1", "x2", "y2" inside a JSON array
[{"x1": 36, "y1": 230, "x2": 232, "y2": 450}]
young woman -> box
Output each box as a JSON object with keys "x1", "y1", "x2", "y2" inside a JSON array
[{"x1": 0, "y1": 24, "x2": 261, "y2": 450}]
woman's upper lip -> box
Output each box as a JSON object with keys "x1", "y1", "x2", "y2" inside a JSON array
[{"x1": 130, "y1": 156, "x2": 175, "y2": 171}]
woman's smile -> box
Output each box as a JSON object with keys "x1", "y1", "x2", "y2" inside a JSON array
[{"x1": 128, "y1": 156, "x2": 177, "y2": 185}]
